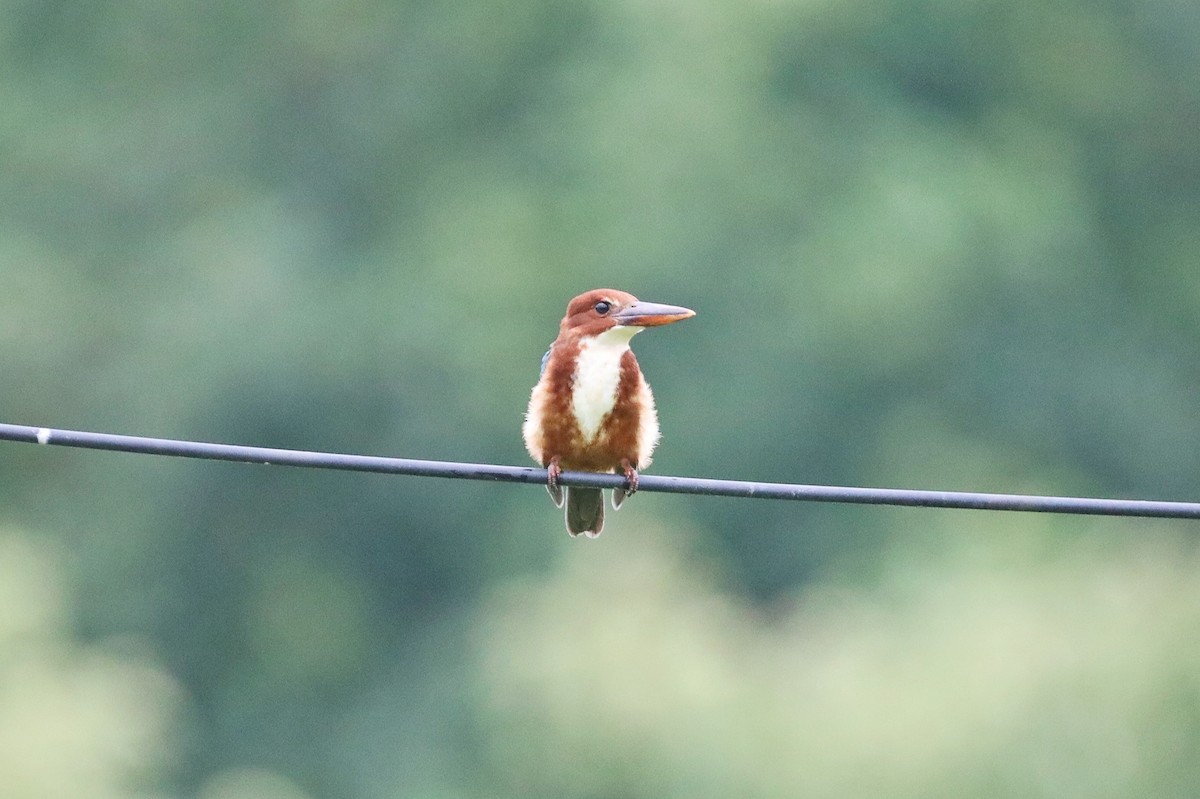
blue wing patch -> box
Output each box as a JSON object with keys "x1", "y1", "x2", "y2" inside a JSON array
[{"x1": 539, "y1": 348, "x2": 552, "y2": 376}]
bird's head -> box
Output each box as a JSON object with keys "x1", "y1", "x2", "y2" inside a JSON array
[{"x1": 559, "y1": 289, "x2": 695, "y2": 339}]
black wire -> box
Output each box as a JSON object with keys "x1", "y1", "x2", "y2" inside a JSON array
[{"x1": 1, "y1": 422, "x2": 1198, "y2": 519}]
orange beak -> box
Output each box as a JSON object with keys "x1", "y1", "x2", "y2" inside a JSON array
[{"x1": 612, "y1": 301, "x2": 696, "y2": 328}]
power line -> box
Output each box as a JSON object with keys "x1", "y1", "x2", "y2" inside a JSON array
[{"x1": 1, "y1": 422, "x2": 1198, "y2": 519}]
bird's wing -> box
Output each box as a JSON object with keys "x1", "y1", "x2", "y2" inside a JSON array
[{"x1": 539, "y1": 348, "x2": 552, "y2": 376}]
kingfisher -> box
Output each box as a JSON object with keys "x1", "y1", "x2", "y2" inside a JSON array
[{"x1": 523, "y1": 289, "x2": 695, "y2": 537}]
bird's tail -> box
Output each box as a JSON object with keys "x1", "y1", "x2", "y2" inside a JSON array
[{"x1": 565, "y1": 487, "x2": 605, "y2": 538}]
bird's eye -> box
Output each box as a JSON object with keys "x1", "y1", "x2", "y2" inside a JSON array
[{"x1": 594, "y1": 301, "x2": 612, "y2": 315}]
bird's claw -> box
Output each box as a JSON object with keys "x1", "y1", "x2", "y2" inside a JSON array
[
  {"x1": 613, "y1": 460, "x2": 639, "y2": 509},
  {"x1": 546, "y1": 458, "x2": 564, "y2": 508}
]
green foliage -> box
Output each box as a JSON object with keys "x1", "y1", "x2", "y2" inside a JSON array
[
  {"x1": 477, "y1": 525, "x2": 1200, "y2": 798},
  {"x1": 2, "y1": 0, "x2": 1199, "y2": 796}
]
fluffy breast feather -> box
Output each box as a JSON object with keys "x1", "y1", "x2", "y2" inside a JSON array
[
  {"x1": 571, "y1": 328, "x2": 637, "y2": 442},
  {"x1": 523, "y1": 326, "x2": 661, "y2": 471}
]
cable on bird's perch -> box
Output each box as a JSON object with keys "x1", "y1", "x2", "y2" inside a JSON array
[{"x1": 0, "y1": 422, "x2": 1198, "y2": 520}]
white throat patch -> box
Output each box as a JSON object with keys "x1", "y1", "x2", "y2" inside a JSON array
[{"x1": 571, "y1": 325, "x2": 640, "y2": 442}]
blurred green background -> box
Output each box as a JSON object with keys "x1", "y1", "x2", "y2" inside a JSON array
[{"x1": 3, "y1": 0, "x2": 1200, "y2": 796}]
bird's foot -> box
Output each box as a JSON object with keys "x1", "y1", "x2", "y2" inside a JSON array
[
  {"x1": 546, "y1": 457, "x2": 565, "y2": 508},
  {"x1": 613, "y1": 459, "x2": 639, "y2": 509}
]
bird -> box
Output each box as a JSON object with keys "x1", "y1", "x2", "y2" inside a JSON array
[{"x1": 523, "y1": 289, "x2": 695, "y2": 537}]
